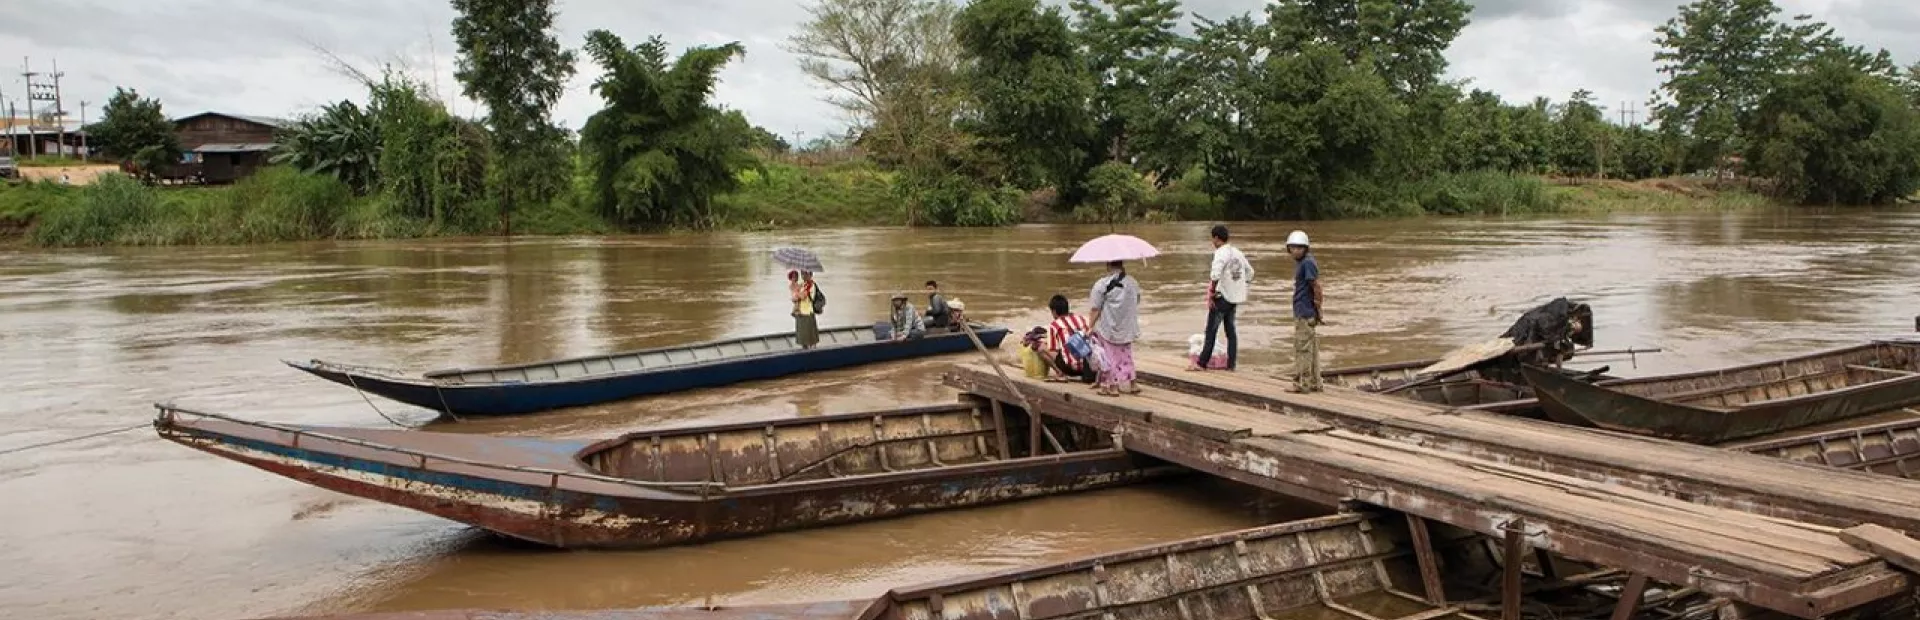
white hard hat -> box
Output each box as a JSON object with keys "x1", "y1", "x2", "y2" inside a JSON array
[{"x1": 1286, "y1": 230, "x2": 1310, "y2": 247}]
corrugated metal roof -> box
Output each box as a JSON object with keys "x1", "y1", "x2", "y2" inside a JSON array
[
  {"x1": 192, "y1": 143, "x2": 276, "y2": 153},
  {"x1": 171, "y1": 111, "x2": 289, "y2": 129}
]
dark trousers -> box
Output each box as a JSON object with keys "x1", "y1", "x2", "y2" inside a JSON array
[{"x1": 1198, "y1": 299, "x2": 1238, "y2": 369}]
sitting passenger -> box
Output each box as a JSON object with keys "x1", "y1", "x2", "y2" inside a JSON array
[
  {"x1": 1043, "y1": 294, "x2": 1096, "y2": 383},
  {"x1": 945, "y1": 299, "x2": 967, "y2": 332},
  {"x1": 889, "y1": 292, "x2": 926, "y2": 341},
  {"x1": 924, "y1": 280, "x2": 952, "y2": 329}
]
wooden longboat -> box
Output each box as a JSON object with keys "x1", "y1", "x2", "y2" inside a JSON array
[
  {"x1": 1321, "y1": 358, "x2": 1613, "y2": 418},
  {"x1": 266, "y1": 512, "x2": 1506, "y2": 620},
  {"x1": 154, "y1": 400, "x2": 1174, "y2": 550},
  {"x1": 285, "y1": 323, "x2": 1012, "y2": 417},
  {"x1": 1522, "y1": 340, "x2": 1920, "y2": 443},
  {"x1": 1327, "y1": 357, "x2": 1920, "y2": 476}
]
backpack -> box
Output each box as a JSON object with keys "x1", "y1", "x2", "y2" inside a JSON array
[{"x1": 810, "y1": 284, "x2": 826, "y2": 312}]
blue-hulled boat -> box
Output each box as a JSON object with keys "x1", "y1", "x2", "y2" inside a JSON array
[{"x1": 287, "y1": 323, "x2": 1012, "y2": 417}]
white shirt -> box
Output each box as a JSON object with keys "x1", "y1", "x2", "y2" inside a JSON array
[{"x1": 1210, "y1": 244, "x2": 1253, "y2": 304}]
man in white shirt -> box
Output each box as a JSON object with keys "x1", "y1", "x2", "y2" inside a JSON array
[{"x1": 1192, "y1": 225, "x2": 1251, "y2": 371}]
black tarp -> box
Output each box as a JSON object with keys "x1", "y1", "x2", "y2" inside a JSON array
[{"x1": 1477, "y1": 297, "x2": 1593, "y2": 384}]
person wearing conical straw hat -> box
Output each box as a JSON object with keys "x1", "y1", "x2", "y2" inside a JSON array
[
  {"x1": 1285, "y1": 230, "x2": 1323, "y2": 393},
  {"x1": 1087, "y1": 260, "x2": 1143, "y2": 397}
]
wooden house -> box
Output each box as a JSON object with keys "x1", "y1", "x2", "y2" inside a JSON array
[{"x1": 170, "y1": 112, "x2": 286, "y2": 183}]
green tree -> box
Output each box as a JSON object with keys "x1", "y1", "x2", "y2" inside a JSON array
[
  {"x1": 787, "y1": 0, "x2": 963, "y2": 169},
  {"x1": 1264, "y1": 0, "x2": 1472, "y2": 95},
  {"x1": 579, "y1": 30, "x2": 755, "y2": 229},
  {"x1": 87, "y1": 88, "x2": 182, "y2": 180},
  {"x1": 449, "y1": 0, "x2": 578, "y2": 234},
  {"x1": 272, "y1": 100, "x2": 380, "y2": 194},
  {"x1": 1069, "y1": 0, "x2": 1184, "y2": 167},
  {"x1": 954, "y1": 0, "x2": 1097, "y2": 192},
  {"x1": 1747, "y1": 52, "x2": 1920, "y2": 205},
  {"x1": 1552, "y1": 89, "x2": 1608, "y2": 177},
  {"x1": 1080, "y1": 160, "x2": 1148, "y2": 223},
  {"x1": 371, "y1": 75, "x2": 490, "y2": 227},
  {"x1": 1648, "y1": 0, "x2": 1880, "y2": 172}
]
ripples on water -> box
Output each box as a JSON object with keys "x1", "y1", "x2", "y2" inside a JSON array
[{"x1": 2, "y1": 209, "x2": 1917, "y2": 619}]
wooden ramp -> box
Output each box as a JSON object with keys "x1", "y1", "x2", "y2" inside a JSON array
[
  {"x1": 1129, "y1": 356, "x2": 1920, "y2": 535},
  {"x1": 943, "y1": 364, "x2": 1914, "y2": 619}
]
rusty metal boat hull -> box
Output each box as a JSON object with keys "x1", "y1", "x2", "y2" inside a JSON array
[
  {"x1": 1523, "y1": 341, "x2": 1920, "y2": 443},
  {"x1": 155, "y1": 401, "x2": 1177, "y2": 550},
  {"x1": 270, "y1": 512, "x2": 1498, "y2": 620},
  {"x1": 286, "y1": 323, "x2": 1012, "y2": 417}
]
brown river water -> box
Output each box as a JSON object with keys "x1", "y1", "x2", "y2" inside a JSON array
[{"x1": 2, "y1": 210, "x2": 1917, "y2": 620}]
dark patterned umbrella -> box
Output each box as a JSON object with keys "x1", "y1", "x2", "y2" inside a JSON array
[{"x1": 772, "y1": 247, "x2": 825, "y2": 273}]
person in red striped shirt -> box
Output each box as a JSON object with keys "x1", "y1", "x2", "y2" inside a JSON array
[{"x1": 1042, "y1": 294, "x2": 1095, "y2": 383}]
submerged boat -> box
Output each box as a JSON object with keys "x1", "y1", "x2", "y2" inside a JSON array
[
  {"x1": 155, "y1": 399, "x2": 1171, "y2": 550},
  {"x1": 287, "y1": 323, "x2": 1012, "y2": 417},
  {"x1": 1523, "y1": 340, "x2": 1920, "y2": 443},
  {"x1": 270, "y1": 511, "x2": 1503, "y2": 620}
]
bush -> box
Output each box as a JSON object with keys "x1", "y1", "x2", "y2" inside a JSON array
[
  {"x1": 712, "y1": 159, "x2": 900, "y2": 229},
  {"x1": 30, "y1": 174, "x2": 159, "y2": 246},
  {"x1": 895, "y1": 168, "x2": 1021, "y2": 227}
]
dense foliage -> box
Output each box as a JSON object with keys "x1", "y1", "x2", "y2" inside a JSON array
[
  {"x1": 579, "y1": 30, "x2": 754, "y2": 229},
  {"x1": 86, "y1": 88, "x2": 182, "y2": 180},
  {"x1": 27, "y1": 0, "x2": 1920, "y2": 248},
  {"x1": 449, "y1": 0, "x2": 578, "y2": 234}
]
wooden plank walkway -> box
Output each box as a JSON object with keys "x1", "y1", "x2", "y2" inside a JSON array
[
  {"x1": 943, "y1": 363, "x2": 1913, "y2": 619},
  {"x1": 1130, "y1": 356, "x2": 1920, "y2": 535}
]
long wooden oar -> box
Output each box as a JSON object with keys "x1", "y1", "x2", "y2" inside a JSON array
[{"x1": 957, "y1": 320, "x2": 1066, "y2": 455}]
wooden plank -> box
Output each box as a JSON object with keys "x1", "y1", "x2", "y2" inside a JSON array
[
  {"x1": 1610, "y1": 574, "x2": 1650, "y2": 620},
  {"x1": 1501, "y1": 523, "x2": 1524, "y2": 620},
  {"x1": 1129, "y1": 358, "x2": 1920, "y2": 533},
  {"x1": 945, "y1": 362, "x2": 1914, "y2": 616},
  {"x1": 1838, "y1": 524, "x2": 1920, "y2": 574},
  {"x1": 1408, "y1": 514, "x2": 1448, "y2": 606}
]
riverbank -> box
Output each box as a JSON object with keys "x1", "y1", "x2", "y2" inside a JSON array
[{"x1": 0, "y1": 161, "x2": 1781, "y2": 247}]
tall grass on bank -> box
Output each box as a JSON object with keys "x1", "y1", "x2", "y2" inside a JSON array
[
  {"x1": 711, "y1": 159, "x2": 901, "y2": 229},
  {"x1": 1334, "y1": 171, "x2": 1568, "y2": 218}
]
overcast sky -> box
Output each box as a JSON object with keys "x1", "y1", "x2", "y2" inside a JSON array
[{"x1": 2, "y1": 0, "x2": 1915, "y2": 144}]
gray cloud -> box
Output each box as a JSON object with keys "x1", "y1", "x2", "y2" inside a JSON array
[{"x1": 0, "y1": 0, "x2": 1914, "y2": 144}]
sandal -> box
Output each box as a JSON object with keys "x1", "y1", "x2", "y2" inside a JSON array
[{"x1": 1098, "y1": 387, "x2": 1121, "y2": 397}]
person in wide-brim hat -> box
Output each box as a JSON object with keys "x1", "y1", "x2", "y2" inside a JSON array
[{"x1": 889, "y1": 292, "x2": 925, "y2": 341}]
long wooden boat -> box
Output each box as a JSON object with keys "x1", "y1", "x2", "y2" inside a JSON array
[
  {"x1": 1322, "y1": 358, "x2": 1614, "y2": 418},
  {"x1": 266, "y1": 512, "x2": 1501, "y2": 620},
  {"x1": 286, "y1": 323, "x2": 1012, "y2": 417},
  {"x1": 1523, "y1": 340, "x2": 1920, "y2": 443},
  {"x1": 154, "y1": 400, "x2": 1173, "y2": 550}
]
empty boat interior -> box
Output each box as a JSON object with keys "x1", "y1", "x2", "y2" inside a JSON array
[
  {"x1": 579, "y1": 403, "x2": 1129, "y2": 487},
  {"x1": 1606, "y1": 343, "x2": 1919, "y2": 406},
  {"x1": 426, "y1": 326, "x2": 883, "y2": 385},
  {"x1": 867, "y1": 512, "x2": 1722, "y2": 620}
]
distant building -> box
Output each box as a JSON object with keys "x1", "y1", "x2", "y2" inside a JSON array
[
  {"x1": 1, "y1": 117, "x2": 88, "y2": 158},
  {"x1": 170, "y1": 112, "x2": 287, "y2": 183}
]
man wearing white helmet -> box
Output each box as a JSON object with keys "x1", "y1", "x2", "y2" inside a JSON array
[{"x1": 1286, "y1": 230, "x2": 1323, "y2": 393}]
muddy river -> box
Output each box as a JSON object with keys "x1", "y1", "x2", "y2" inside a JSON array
[{"x1": 2, "y1": 210, "x2": 1917, "y2": 619}]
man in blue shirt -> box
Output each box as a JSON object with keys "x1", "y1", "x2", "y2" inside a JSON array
[{"x1": 1286, "y1": 230, "x2": 1323, "y2": 393}]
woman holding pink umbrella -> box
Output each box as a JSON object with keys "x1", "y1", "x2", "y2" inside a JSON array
[{"x1": 1072, "y1": 234, "x2": 1155, "y2": 397}]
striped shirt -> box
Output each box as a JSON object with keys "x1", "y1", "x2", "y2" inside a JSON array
[{"x1": 1046, "y1": 314, "x2": 1089, "y2": 354}]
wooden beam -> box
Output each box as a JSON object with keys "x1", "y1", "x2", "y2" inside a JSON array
[
  {"x1": 1502, "y1": 523, "x2": 1525, "y2": 620},
  {"x1": 1407, "y1": 514, "x2": 1448, "y2": 605},
  {"x1": 988, "y1": 400, "x2": 1012, "y2": 460},
  {"x1": 1610, "y1": 574, "x2": 1650, "y2": 620},
  {"x1": 1838, "y1": 524, "x2": 1920, "y2": 574}
]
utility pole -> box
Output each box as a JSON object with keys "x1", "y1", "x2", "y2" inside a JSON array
[
  {"x1": 21, "y1": 56, "x2": 38, "y2": 158},
  {"x1": 48, "y1": 58, "x2": 65, "y2": 158},
  {"x1": 79, "y1": 100, "x2": 89, "y2": 160}
]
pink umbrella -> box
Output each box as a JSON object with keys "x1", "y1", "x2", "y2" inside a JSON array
[{"x1": 1069, "y1": 234, "x2": 1159, "y2": 263}]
